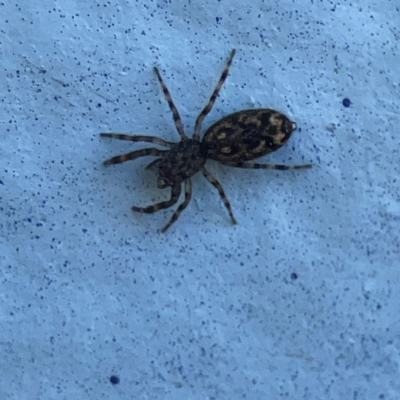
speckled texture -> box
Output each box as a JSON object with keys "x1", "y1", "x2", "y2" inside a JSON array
[{"x1": 1, "y1": 1, "x2": 400, "y2": 399}]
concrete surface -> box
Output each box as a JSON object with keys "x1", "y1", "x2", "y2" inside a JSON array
[{"x1": 1, "y1": 1, "x2": 399, "y2": 399}]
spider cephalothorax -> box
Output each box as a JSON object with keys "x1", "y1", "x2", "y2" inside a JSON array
[
  {"x1": 156, "y1": 139, "x2": 208, "y2": 186},
  {"x1": 101, "y1": 49, "x2": 311, "y2": 232}
]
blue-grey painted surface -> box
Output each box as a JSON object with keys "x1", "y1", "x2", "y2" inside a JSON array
[{"x1": 1, "y1": 1, "x2": 399, "y2": 399}]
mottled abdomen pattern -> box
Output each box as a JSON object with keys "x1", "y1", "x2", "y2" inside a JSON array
[{"x1": 203, "y1": 109, "x2": 297, "y2": 162}]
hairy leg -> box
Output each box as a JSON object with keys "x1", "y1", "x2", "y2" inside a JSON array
[
  {"x1": 100, "y1": 133, "x2": 174, "y2": 148},
  {"x1": 131, "y1": 183, "x2": 182, "y2": 215},
  {"x1": 161, "y1": 179, "x2": 192, "y2": 232},
  {"x1": 154, "y1": 67, "x2": 186, "y2": 139},
  {"x1": 201, "y1": 166, "x2": 237, "y2": 224},
  {"x1": 193, "y1": 49, "x2": 236, "y2": 139},
  {"x1": 103, "y1": 148, "x2": 167, "y2": 166},
  {"x1": 221, "y1": 161, "x2": 312, "y2": 170}
]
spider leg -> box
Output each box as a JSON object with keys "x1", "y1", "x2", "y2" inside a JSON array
[
  {"x1": 161, "y1": 179, "x2": 192, "y2": 232},
  {"x1": 132, "y1": 183, "x2": 181, "y2": 214},
  {"x1": 145, "y1": 158, "x2": 162, "y2": 170},
  {"x1": 100, "y1": 133, "x2": 175, "y2": 148},
  {"x1": 154, "y1": 67, "x2": 187, "y2": 139},
  {"x1": 193, "y1": 49, "x2": 236, "y2": 140},
  {"x1": 201, "y1": 167, "x2": 237, "y2": 225},
  {"x1": 220, "y1": 161, "x2": 312, "y2": 170},
  {"x1": 103, "y1": 148, "x2": 167, "y2": 166}
]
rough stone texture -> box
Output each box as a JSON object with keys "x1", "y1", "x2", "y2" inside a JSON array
[{"x1": 1, "y1": 1, "x2": 399, "y2": 399}]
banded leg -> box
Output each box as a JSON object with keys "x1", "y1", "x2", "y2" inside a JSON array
[
  {"x1": 193, "y1": 49, "x2": 236, "y2": 139},
  {"x1": 132, "y1": 183, "x2": 182, "y2": 214},
  {"x1": 201, "y1": 167, "x2": 237, "y2": 225},
  {"x1": 221, "y1": 161, "x2": 312, "y2": 170},
  {"x1": 103, "y1": 148, "x2": 167, "y2": 166},
  {"x1": 154, "y1": 67, "x2": 186, "y2": 139},
  {"x1": 161, "y1": 179, "x2": 192, "y2": 232},
  {"x1": 100, "y1": 133, "x2": 175, "y2": 148}
]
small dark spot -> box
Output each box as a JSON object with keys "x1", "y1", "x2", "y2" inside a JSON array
[
  {"x1": 109, "y1": 375, "x2": 120, "y2": 385},
  {"x1": 376, "y1": 303, "x2": 382, "y2": 310},
  {"x1": 290, "y1": 272, "x2": 298, "y2": 280},
  {"x1": 342, "y1": 98, "x2": 351, "y2": 107}
]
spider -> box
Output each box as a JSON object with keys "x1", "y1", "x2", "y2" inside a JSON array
[{"x1": 101, "y1": 49, "x2": 311, "y2": 232}]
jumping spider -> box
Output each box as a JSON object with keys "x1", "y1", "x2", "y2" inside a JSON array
[{"x1": 101, "y1": 49, "x2": 311, "y2": 232}]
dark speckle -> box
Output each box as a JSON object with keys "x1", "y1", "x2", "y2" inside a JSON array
[
  {"x1": 109, "y1": 375, "x2": 120, "y2": 385},
  {"x1": 342, "y1": 98, "x2": 351, "y2": 107},
  {"x1": 290, "y1": 272, "x2": 298, "y2": 280}
]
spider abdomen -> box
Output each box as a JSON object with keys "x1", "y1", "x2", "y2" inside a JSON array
[
  {"x1": 158, "y1": 139, "x2": 208, "y2": 185},
  {"x1": 203, "y1": 109, "x2": 297, "y2": 162}
]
